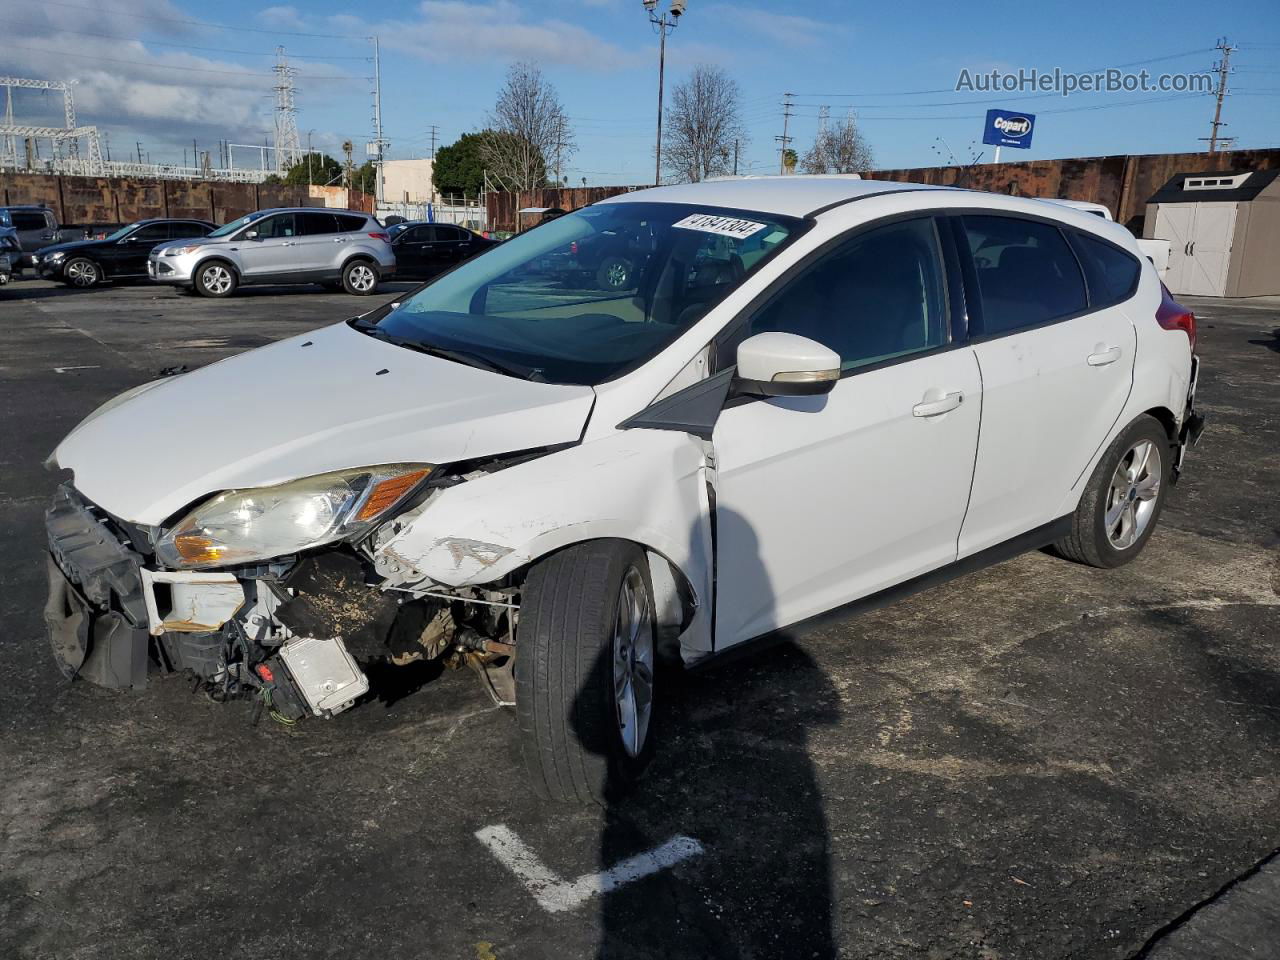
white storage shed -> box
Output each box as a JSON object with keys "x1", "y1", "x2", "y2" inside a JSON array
[{"x1": 1143, "y1": 168, "x2": 1280, "y2": 298}]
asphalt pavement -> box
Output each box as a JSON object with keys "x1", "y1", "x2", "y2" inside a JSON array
[{"x1": 0, "y1": 278, "x2": 1277, "y2": 960}]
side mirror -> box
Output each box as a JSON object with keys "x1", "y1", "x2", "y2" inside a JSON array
[
  {"x1": 244, "y1": 230, "x2": 260, "y2": 240},
  {"x1": 732, "y1": 332, "x2": 840, "y2": 398}
]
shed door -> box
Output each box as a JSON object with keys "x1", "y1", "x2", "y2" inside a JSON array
[
  {"x1": 1184, "y1": 203, "x2": 1236, "y2": 297},
  {"x1": 1152, "y1": 204, "x2": 1196, "y2": 293}
]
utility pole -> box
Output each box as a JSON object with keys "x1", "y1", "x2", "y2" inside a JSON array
[
  {"x1": 103, "y1": 130, "x2": 110, "y2": 162},
  {"x1": 1205, "y1": 37, "x2": 1235, "y2": 154},
  {"x1": 642, "y1": 1, "x2": 686, "y2": 187},
  {"x1": 776, "y1": 93, "x2": 794, "y2": 174},
  {"x1": 370, "y1": 35, "x2": 388, "y2": 207},
  {"x1": 136, "y1": 141, "x2": 143, "y2": 164},
  {"x1": 427, "y1": 124, "x2": 439, "y2": 159},
  {"x1": 733, "y1": 138, "x2": 739, "y2": 176}
]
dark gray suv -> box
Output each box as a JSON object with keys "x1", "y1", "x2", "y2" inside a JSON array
[{"x1": 0, "y1": 206, "x2": 62, "y2": 268}]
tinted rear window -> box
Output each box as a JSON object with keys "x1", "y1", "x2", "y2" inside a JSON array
[
  {"x1": 1068, "y1": 231, "x2": 1141, "y2": 308},
  {"x1": 336, "y1": 214, "x2": 367, "y2": 232},
  {"x1": 963, "y1": 215, "x2": 1087, "y2": 335},
  {"x1": 299, "y1": 212, "x2": 339, "y2": 235}
]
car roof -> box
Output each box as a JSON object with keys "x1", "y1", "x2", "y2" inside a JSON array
[
  {"x1": 599, "y1": 176, "x2": 948, "y2": 218},
  {"x1": 256, "y1": 207, "x2": 370, "y2": 216}
]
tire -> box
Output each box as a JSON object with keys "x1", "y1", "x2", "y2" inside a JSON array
[
  {"x1": 193, "y1": 260, "x2": 237, "y2": 298},
  {"x1": 62, "y1": 258, "x2": 101, "y2": 288},
  {"x1": 516, "y1": 540, "x2": 657, "y2": 805},
  {"x1": 595, "y1": 255, "x2": 633, "y2": 291},
  {"x1": 341, "y1": 259, "x2": 379, "y2": 295},
  {"x1": 1054, "y1": 414, "x2": 1172, "y2": 569}
]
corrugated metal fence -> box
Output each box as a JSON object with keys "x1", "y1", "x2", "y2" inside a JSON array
[{"x1": 484, "y1": 149, "x2": 1280, "y2": 233}]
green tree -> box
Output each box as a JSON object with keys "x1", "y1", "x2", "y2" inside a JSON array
[
  {"x1": 283, "y1": 153, "x2": 343, "y2": 187},
  {"x1": 353, "y1": 160, "x2": 376, "y2": 195},
  {"x1": 432, "y1": 132, "x2": 488, "y2": 199}
]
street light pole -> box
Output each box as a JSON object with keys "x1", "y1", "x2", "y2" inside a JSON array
[{"x1": 643, "y1": 0, "x2": 685, "y2": 187}]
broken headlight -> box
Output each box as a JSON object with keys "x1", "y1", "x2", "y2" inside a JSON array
[{"x1": 156, "y1": 464, "x2": 433, "y2": 569}]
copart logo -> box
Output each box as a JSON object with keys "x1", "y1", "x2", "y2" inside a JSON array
[{"x1": 993, "y1": 115, "x2": 1032, "y2": 138}]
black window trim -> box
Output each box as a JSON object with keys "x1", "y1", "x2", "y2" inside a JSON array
[
  {"x1": 1062, "y1": 225, "x2": 1143, "y2": 310},
  {"x1": 948, "y1": 208, "x2": 1095, "y2": 344},
  {"x1": 711, "y1": 209, "x2": 965, "y2": 383}
]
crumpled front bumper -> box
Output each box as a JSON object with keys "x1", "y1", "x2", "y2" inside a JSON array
[{"x1": 45, "y1": 485, "x2": 151, "y2": 690}]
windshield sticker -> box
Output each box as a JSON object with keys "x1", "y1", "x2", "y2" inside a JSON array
[{"x1": 672, "y1": 214, "x2": 768, "y2": 240}]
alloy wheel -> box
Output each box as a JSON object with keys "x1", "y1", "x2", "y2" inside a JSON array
[
  {"x1": 202, "y1": 265, "x2": 232, "y2": 295},
  {"x1": 1105, "y1": 439, "x2": 1162, "y2": 549},
  {"x1": 349, "y1": 264, "x2": 376, "y2": 292},
  {"x1": 66, "y1": 260, "x2": 97, "y2": 287},
  {"x1": 612, "y1": 566, "x2": 654, "y2": 758}
]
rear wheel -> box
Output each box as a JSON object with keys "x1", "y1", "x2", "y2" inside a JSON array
[
  {"x1": 63, "y1": 258, "x2": 100, "y2": 288},
  {"x1": 1054, "y1": 415, "x2": 1171, "y2": 568},
  {"x1": 516, "y1": 540, "x2": 656, "y2": 805},
  {"x1": 194, "y1": 261, "x2": 236, "y2": 298},
  {"x1": 342, "y1": 259, "x2": 379, "y2": 295}
]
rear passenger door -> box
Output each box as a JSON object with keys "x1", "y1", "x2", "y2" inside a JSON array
[
  {"x1": 954, "y1": 214, "x2": 1136, "y2": 557},
  {"x1": 294, "y1": 211, "x2": 342, "y2": 272}
]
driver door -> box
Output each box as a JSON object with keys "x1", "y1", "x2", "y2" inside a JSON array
[
  {"x1": 711, "y1": 216, "x2": 982, "y2": 648},
  {"x1": 237, "y1": 213, "x2": 298, "y2": 278}
]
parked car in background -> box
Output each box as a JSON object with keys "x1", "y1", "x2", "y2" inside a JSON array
[
  {"x1": 148, "y1": 208, "x2": 394, "y2": 297},
  {"x1": 0, "y1": 205, "x2": 62, "y2": 269},
  {"x1": 45, "y1": 177, "x2": 1201, "y2": 804},
  {"x1": 388, "y1": 221, "x2": 500, "y2": 280},
  {"x1": 0, "y1": 227, "x2": 18, "y2": 285},
  {"x1": 34, "y1": 218, "x2": 215, "y2": 288}
]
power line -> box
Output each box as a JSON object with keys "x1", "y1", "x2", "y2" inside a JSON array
[
  {"x1": 0, "y1": 18, "x2": 370, "y2": 59},
  {"x1": 0, "y1": 43, "x2": 363, "y2": 79},
  {"x1": 4, "y1": 0, "x2": 362, "y2": 39}
]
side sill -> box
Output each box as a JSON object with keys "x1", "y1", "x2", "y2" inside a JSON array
[{"x1": 689, "y1": 514, "x2": 1073, "y2": 674}]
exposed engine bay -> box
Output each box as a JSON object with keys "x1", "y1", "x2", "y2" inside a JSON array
[{"x1": 45, "y1": 482, "x2": 522, "y2": 723}]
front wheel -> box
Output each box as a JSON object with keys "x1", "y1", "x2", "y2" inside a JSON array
[
  {"x1": 1054, "y1": 414, "x2": 1172, "y2": 568},
  {"x1": 194, "y1": 261, "x2": 237, "y2": 298},
  {"x1": 63, "y1": 258, "x2": 100, "y2": 288},
  {"x1": 515, "y1": 540, "x2": 656, "y2": 805},
  {"x1": 341, "y1": 260, "x2": 379, "y2": 295}
]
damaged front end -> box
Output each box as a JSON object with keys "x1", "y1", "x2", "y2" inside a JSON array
[{"x1": 44, "y1": 480, "x2": 522, "y2": 721}]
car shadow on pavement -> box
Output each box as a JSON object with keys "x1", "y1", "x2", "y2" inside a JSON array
[
  {"x1": 1246, "y1": 328, "x2": 1280, "y2": 353},
  {"x1": 575, "y1": 508, "x2": 839, "y2": 959}
]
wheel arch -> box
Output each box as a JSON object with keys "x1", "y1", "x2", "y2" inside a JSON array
[{"x1": 193, "y1": 255, "x2": 240, "y2": 280}]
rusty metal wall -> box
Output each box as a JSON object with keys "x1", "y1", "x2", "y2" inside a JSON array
[
  {"x1": 0, "y1": 173, "x2": 320, "y2": 229},
  {"x1": 486, "y1": 185, "x2": 638, "y2": 233},
  {"x1": 483, "y1": 149, "x2": 1280, "y2": 234}
]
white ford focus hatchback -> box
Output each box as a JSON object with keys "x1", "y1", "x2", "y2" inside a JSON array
[{"x1": 46, "y1": 178, "x2": 1203, "y2": 803}]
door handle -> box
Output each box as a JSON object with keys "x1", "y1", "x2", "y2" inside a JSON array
[
  {"x1": 333, "y1": 237, "x2": 347, "y2": 242},
  {"x1": 912, "y1": 390, "x2": 964, "y2": 418},
  {"x1": 1088, "y1": 345, "x2": 1122, "y2": 366},
  {"x1": 281, "y1": 241, "x2": 294, "y2": 246}
]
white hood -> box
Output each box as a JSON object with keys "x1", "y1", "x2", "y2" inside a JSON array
[{"x1": 55, "y1": 321, "x2": 596, "y2": 525}]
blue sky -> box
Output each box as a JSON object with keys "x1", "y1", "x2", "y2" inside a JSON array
[{"x1": 3, "y1": 0, "x2": 1278, "y2": 183}]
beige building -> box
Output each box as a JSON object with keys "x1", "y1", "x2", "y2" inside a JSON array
[{"x1": 381, "y1": 157, "x2": 437, "y2": 205}]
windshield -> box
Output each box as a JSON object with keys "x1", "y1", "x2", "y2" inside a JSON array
[
  {"x1": 105, "y1": 222, "x2": 143, "y2": 241},
  {"x1": 208, "y1": 211, "x2": 266, "y2": 239},
  {"x1": 357, "y1": 202, "x2": 804, "y2": 385}
]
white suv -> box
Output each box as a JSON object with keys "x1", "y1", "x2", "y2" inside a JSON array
[
  {"x1": 46, "y1": 178, "x2": 1202, "y2": 804},
  {"x1": 147, "y1": 207, "x2": 395, "y2": 296}
]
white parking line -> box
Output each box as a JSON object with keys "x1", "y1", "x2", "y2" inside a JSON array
[
  {"x1": 53, "y1": 365, "x2": 100, "y2": 373},
  {"x1": 474, "y1": 824, "x2": 703, "y2": 913}
]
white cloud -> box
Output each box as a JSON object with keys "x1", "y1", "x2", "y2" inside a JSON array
[
  {"x1": 0, "y1": 0, "x2": 364, "y2": 162},
  {"x1": 257, "y1": 5, "x2": 307, "y2": 30},
  {"x1": 342, "y1": 0, "x2": 640, "y2": 71},
  {"x1": 707, "y1": 5, "x2": 845, "y2": 49}
]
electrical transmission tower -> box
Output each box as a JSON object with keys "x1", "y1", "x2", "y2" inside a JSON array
[
  {"x1": 818, "y1": 104, "x2": 830, "y2": 136},
  {"x1": 0, "y1": 76, "x2": 103, "y2": 174},
  {"x1": 273, "y1": 47, "x2": 302, "y2": 174}
]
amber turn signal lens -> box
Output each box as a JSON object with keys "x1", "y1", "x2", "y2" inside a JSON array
[
  {"x1": 173, "y1": 533, "x2": 226, "y2": 565},
  {"x1": 354, "y1": 468, "x2": 430, "y2": 522}
]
